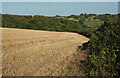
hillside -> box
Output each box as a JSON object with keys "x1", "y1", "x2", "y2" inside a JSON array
[{"x1": 2, "y1": 28, "x2": 89, "y2": 76}]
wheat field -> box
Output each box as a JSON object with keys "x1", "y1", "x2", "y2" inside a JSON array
[{"x1": 2, "y1": 28, "x2": 89, "y2": 76}]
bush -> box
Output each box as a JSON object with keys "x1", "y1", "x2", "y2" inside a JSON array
[{"x1": 84, "y1": 22, "x2": 120, "y2": 76}]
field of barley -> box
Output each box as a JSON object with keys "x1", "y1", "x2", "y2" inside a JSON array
[{"x1": 2, "y1": 28, "x2": 89, "y2": 76}]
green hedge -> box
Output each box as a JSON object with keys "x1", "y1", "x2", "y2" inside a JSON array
[{"x1": 83, "y1": 21, "x2": 120, "y2": 76}]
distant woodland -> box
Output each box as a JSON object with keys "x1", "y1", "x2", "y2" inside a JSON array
[
  {"x1": 2, "y1": 13, "x2": 120, "y2": 76},
  {"x1": 2, "y1": 14, "x2": 106, "y2": 37}
]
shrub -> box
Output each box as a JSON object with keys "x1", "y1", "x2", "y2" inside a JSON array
[{"x1": 84, "y1": 22, "x2": 120, "y2": 76}]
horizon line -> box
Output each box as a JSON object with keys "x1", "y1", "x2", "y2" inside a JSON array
[
  {"x1": 2, "y1": 1, "x2": 120, "y2": 2},
  {"x1": 2, "y1": 13, "x2": 118, "y2": 16}
]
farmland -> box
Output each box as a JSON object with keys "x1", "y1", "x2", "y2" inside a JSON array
[
  {"x1": 2, "y1": 13, "x2": 119, "y2": 76},
  {"x1": 2, "y1": 28, "x2": 89, "y2": 76}
]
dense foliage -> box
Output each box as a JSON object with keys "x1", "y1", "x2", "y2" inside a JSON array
[
  {"x1": 83, "y1": 15, "x2": 120, "y2": 76},
  {"x1": 2, "y1": 14, "x2": 82, "y2": 31},
  {"x1": 2, "y1": 14, "x2": 104, "y2": 37}
]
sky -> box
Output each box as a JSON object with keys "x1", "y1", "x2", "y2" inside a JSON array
[{"x1": 1, "y1": 0, "x2": 120, "y2": 2}]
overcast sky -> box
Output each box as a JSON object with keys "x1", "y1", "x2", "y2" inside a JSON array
[{"x1": 1, "y1": 0, "x2": 120, "y2": 2}]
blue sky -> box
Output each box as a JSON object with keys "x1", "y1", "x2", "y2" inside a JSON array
[{"x1": 1, "y1": 0, "x2": 120, "y2": 2}]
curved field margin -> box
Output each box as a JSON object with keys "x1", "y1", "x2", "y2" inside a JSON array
[{"x1": 2, "y1": 28, "x2": 89, "y2": 76}]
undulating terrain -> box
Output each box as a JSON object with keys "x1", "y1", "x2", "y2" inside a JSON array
[{"x1": 2, "y1": 28, "x2": 89, "y2": 76}]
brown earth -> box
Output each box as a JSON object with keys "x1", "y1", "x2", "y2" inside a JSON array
[{"x1": 2, "y1": 28, "x2": 89, "y2": 76}]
